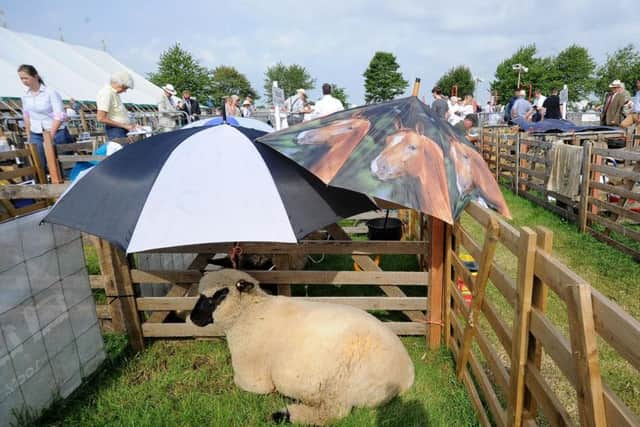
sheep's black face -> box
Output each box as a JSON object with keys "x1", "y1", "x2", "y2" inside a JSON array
[{"x1": 190, "y1": 288, "x2": 229, "y2": 327}]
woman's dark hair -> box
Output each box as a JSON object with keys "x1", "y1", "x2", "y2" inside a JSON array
[{"x1": 17, "y1": 64, "x2": 44, "y2": 85}]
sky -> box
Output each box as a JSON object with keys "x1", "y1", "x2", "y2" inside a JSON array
[{"x1": 2, "y1": 0, "x2": 638, "y2": 105}]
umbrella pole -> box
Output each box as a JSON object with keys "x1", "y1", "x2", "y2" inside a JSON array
[
  {"x1": 221, "y1": 98, "x2": 227, "y2": 124},
  {"x1": 411, "y1": 78, "x2": 421, "y2": 97}
]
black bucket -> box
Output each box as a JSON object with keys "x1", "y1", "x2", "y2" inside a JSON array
[{"x1": 366, "y1": 217, "x2": 403, "y2": 241}]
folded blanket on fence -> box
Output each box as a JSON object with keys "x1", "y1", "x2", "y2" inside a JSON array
[
  {"x1": 514, "y1": 117, "x2": 618, "y2": 133},
  {"x1": 546, "y1": 142, "x2": 583, "y2": 199}
]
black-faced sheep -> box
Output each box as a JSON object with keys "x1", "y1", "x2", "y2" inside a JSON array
[{"x1": 190, "y1": 269, "x2": 415, "y2": 426}]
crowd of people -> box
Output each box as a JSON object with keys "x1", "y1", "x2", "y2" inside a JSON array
[
  {"x1": 16, "y1": 61, "x2": 640, "y2": 169},
  {"x1": 430, "y1": 86, "x2": 482, "y2": 143}
]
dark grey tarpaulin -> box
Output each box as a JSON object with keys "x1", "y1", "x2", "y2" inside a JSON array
[{"x1": 43, "y1": 125, "x2": 376, "y2": 253}]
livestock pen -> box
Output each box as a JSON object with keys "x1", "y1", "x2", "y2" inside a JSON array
[{"x1": 2, "y1": 148, "x2": 640, "y2": 425}]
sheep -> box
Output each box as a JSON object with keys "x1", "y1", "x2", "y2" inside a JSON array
[{"x1": 190, "y1": 269, "x2": 415, "y2": 426}]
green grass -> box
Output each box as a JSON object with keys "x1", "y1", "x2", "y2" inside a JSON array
[{"x1": 36, "y1": 335, "x2": 477, "y2": 427}]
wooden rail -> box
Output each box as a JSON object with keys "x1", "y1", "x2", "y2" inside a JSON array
[
  {"x1": 448, "y1": 201, "x2": 640, "y2": 427},
  {"x1": 480, "y1": 128, "x2": 640, "y2": 262}
]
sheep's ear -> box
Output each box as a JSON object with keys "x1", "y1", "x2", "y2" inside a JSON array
[{"x1": 236, "y1": 280, "x2": 255, "y2": 293}]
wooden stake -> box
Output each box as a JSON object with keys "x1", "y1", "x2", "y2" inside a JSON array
[
  {"x1": 506, "y1": 227, "x2": 537, "y2": 427},
  {"x1": 97, "y1": 238, "x2": 144, "y2": 351},
  {"x1": 25, "y1": 143, "x2": 46, "y2": 184},
  {"x1": 578, "y1": 142, "x2": 593, "y2": 233},
  {"x1": 427, "y1": 217, "x2": 446, "y2": 349},
  {"x1": 443, "y1": 223, "x2": 453, "y2": 347},
  {"x1": 523, "y1": 226, "x2": 553, "y2": 419},
  {"x1": 42, "y1": 131, "x2": 62, "y2": 183},
  {"x1": 274, "y1": 254, "x2": 292, "y2": 296},
  {"x1": 456, "y1": 216, "x2": 500, "y2": 379},
  {"x1": 566, "y1": 284, "x2": 607, "y2": 427}
]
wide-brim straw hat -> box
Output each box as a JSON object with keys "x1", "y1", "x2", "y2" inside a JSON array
[
  {"x1": 609, "y1": 79, "x2": 622, "y2": 88},
  {"x1": 162, "y1": 84, "x2": 177, "y2": 95}
]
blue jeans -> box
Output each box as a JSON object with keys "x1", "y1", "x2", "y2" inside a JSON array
[
  {"x1": 105, "y1": 125, "x2": 127, "y2": 140},
  {"x1": 28, "y1": 128, "x2": 73, "y2": 172}
]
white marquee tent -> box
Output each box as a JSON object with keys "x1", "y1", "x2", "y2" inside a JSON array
[{"x1": 0, "y1": 27, "x2": 162, "y2": 105}]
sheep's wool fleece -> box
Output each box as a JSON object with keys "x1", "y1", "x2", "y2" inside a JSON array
[{"x1": 229, "y1": 296, "x2": 414, "y2": 409}]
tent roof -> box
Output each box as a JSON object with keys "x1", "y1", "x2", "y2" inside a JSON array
[{"x1": 0, "y1": 27, "x2": 162, "y2": 105}]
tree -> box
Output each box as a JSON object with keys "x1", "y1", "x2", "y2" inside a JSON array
[
  {"x1": 490, "y1": 45, "x2": 548, "y2": 103},
  {"x1": 435, "y1": 66, "x2": 475, "y2": 98},
  {"x1": 595, "y1": 44, "x2": 640, "y2": 98},
  {"x1": 491, "y1": 44, "x2": 598, "y2": 103},
  {"x1": 363, "y1": 52, "x2": 408, "y2": 103},
  {"x1": 210, "y1": 66, "x2": 258, "y2": 106},
  {"x1": 263, "y1": 63, "x2": 315, "y2": 102},
  {"x1": 331, "y1": 84, "x2": 349, "y2": 107},
  {"x1": 148, "y1": 43, "x2": 211, "y2": 101},
  {"x1": 552, "y1": 45, "x2": 596, "y2": 101}
]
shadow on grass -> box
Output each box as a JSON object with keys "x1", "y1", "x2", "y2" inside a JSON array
[{"x1": 375, "y1": 398, "x2": 430, "y2": 427}]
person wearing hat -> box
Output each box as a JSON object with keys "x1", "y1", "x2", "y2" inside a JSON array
[
  {"x1": 241, "y1": 98, "x2": 253, "y2": 118},
  {"x1": 284, "y1": 88, "x2": 307, "y2": 125},
  {"x1": 96, "y1": 71, "x2": 138, "y2": 139},
  {"x1": 601, "y1": 80, "x2": 629, "y2": 126},
  {"x1": 157, "y1": 83, "x2": 180, "y2": 132},
  {"x1": 621, "y1": 79, "x2": 640, "y2": 129}
]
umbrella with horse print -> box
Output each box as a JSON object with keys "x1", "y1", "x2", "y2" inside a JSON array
[
  {"x1": 256, "y1": 96, "x2": 510, "y2": 224},
  {"x1": 43, "y1": 124, "x2": 377, "y2": 253}
]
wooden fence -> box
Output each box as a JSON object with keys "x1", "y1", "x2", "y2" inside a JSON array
[
  {"x1": 481, "y1": 127, "x2": 640, "y2": 261},
  {"x1": 447, "y1": 201, "x2": 640, "y2": 427},
  {"x1": 87, "y1": 223, "x2": 436, "y2": 353}
]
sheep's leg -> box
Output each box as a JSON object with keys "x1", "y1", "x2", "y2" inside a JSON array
[{"x1": 272, "y1": 402, "x2": 351, "y2": 426}]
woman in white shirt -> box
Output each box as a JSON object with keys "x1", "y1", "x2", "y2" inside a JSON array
[{"x1": 18, "y1": 64, "x2": 72, "y2": 169}]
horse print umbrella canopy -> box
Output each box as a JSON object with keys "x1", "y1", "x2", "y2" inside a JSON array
[
  {"x1": 257, "y1": 96, "x2": 510, "y2": 224},
  {"x1": 43, "y1": 124, "x2": 377, "y2": 253}
]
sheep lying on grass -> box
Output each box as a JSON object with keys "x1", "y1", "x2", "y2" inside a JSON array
[{"x1": 190, "y1": 269, "x2": 415, "y2": 426}]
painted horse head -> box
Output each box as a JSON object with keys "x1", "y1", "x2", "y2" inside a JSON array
[
  {"x1": 448, "y1": 136, "x2": 511, "y2": 217},
  {"x1": 295, "y1": 115, "x2": 371, "y2": 182},
  {"x1": 370, "y1": 121, "x2": 453, "y2": 222}
]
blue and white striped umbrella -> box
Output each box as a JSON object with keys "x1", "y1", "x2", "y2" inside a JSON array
[
  {"x1": 182, "y1": 116, "x2": 274, "y2": 133},
  {"x1": 44, "y1": 125, "x2": 376, "y2": 253}
]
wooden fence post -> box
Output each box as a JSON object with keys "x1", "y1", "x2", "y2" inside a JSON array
[
  {"x1": 25, "y1": 143, "x2": 46, "y2": 185},
  {"x1": 42, "y1": 132, "x2": 63, "y2": 183},
  {"x1": 523, "y1": 227, "x2": 553, "y2": 420},
  {"x1": 519, "y1": 135, "x2": 528, "y2": 193},
  {"x1": 427, "y1": 217, "x2": 446, "y2": 349},
  {"x1": 456, "y1": 216, "x2": 499, "y2": 379},
  {"x1": 443, "y1": 223, "x2": 453, "y2": 347},
  {"x1": 97, "y1": 238, "x2": 145, "y2": 351},
  {"x1": 578, "y1": 142, "x2": 593, "y2": 233},
  {"x1": 274, "y1": 254, "x2": 292, "y2": 296},
  {"x1": 506, "y1": 227, "x2": 537, "y2": 427},
  {"x1": 79, "y1": 110, "x2": 89, "y2": 132},
  {"x1": 566, "y1": 284, "x2": 606, "y2": 427}
]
